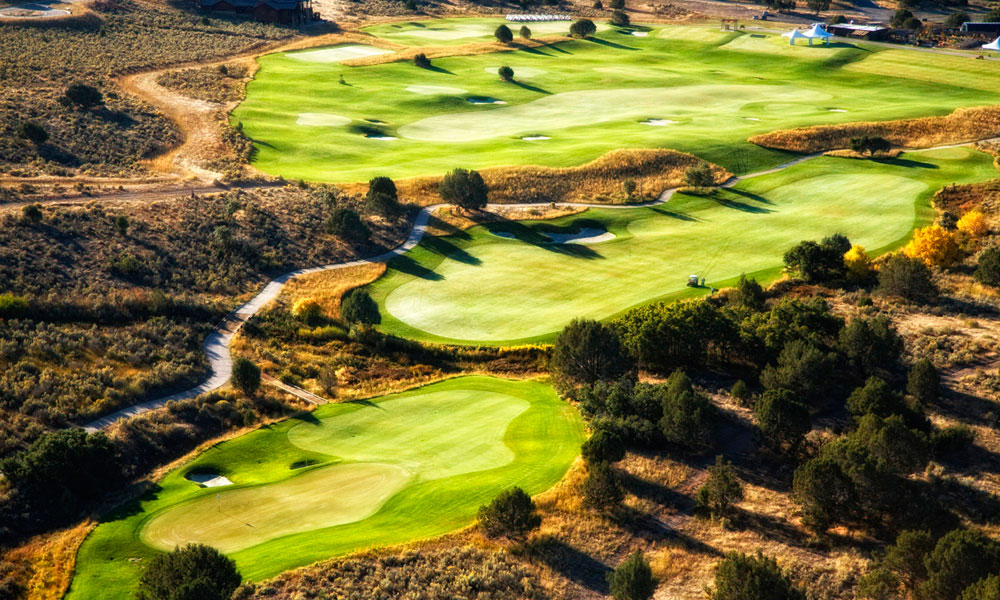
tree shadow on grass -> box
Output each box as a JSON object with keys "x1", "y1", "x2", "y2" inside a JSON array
[
  {"x1": 485, "y1": 221, "x2": 604, "y2": 259},
  {"x1": 101, "y1": 482, "x2": 161, "y2": 522},
  {"x1": 648, "y1": 205, "x2": 699, "y2": 221},
  {"x1": 527, "y1": 536, "x2": 611, "y2": 594},
  {"x1": 424, "y1": 214, "x2": 471, "y2": 239},
  {"x1": 727, "y1": 187, "x2": 773, "y2": 205},
  {"x1": 714, "y1": 196, "x2": 774, "y2": 214},
  {"x1": 389, "y1": 254, "x2": 444, "y2": 280},
  {"x1": 873, "y1": 157, "x2": 938, "y2": 170},
  {"x1": 584, "y1": 36, "x2": 640, "y2": 51},
  {"x1": 421, "y1": 235, "x2": 481, "y2": 265},
  {"x1": 517, "y1": 44, "x2": 554, "y2": 56},
  {"x1": 547, "y1": 43, "x2": 573, "y2": 54},
  {"x1": 509, "y1": 79, "x2": 551, "y2": 94},
  {"x1": 291, "y1": 411, "x2": 321, "y2": 425},
  {"x1": 347, "y1": 398, "x2": 387, "y2": 411},
  {"x1": 421, "y1": 65, "x2": 455, "y2": 75}
]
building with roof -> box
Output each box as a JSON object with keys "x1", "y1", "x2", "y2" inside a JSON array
[
  {"x1": 961, "y1": 22, "x2": 1000, "y2": 34},
  {"x1": 199, "y1": 0, "x2": 315, "y2": 24},
  {"x1": 827, "y1": 22, "x2": 890, "y2": 40}
]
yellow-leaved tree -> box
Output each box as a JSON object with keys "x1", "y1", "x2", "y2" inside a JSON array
[
  {"x1": 292, "y1": 297, "x2": 322, "y2": 323},
  {"x1": 957, "y1": 210, "x2": 988, "y2": 236},
  {"x1": 844, "y1": 244, "x2": 875, "y2": 282},
  {"x1": 903, "y1": 224, "x2": 962, "y2": 267}
]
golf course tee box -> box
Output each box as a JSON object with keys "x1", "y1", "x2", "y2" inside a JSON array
[{"x1": 66, "y1": 376, "x2": 584, "y2": 600}]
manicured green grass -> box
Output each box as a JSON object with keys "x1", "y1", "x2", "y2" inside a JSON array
[
  {"x1": 233, "y1": 22, "x2": 1000, "y2": 182},
  {"x1": 67, "y1": 376, "x2": 583, "y2": 600},
  {"x1": 368, "y1": 149, "x2": 998, "y2": 345},
  {"x1": 361, "y1": 17, "x2": 609, "y2": 46}
]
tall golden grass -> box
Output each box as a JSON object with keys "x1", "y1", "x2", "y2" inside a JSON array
[
  {"x1": 748, "y1": 106, "x2": 1000, "y2": 153},
  {"x1": 278, "y1": 262, "x2": 387, "y2": 320},
  {"x1": 342, "y1": 149, "x2": 728, "y2": 207},
  {"x1": 3, "y1": 521, "x2": 94, "y2": 600}
]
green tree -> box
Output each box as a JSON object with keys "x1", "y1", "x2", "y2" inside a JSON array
[
  {"x1": 326, "y1": 207, "x2": 370, "y2": 243},
  {"x1": 477, "y1": 487, "x2": 541, "y2": 539},
  {"x1": 659, "y1": 370, "x2": 713, "y2": 449},
  {"x1": 582, "y1": 461, "x2": 625, "y2": 511},
  {"x1": 806, "y1": 0, "x2": 830, "y2": 13},
  {"x1": 890, "y1": 8, "x2": 914, "y2": 27},
  {"x1": 920, "y1": 530, "x2": 1000, "y2": 600},
  {"x1": 21, "y1": 204, "x2": 42, "y2": 223},
  {"x1": 413, "y1": 53, "x2": 431, "y2": 68},
  {"x1": 570, "y1": 18, "x2": 597, "y2": 37},
  {"x1": 878, "y1": 254, "x2": 938, "y2": 304},
  {"x1": 366, "y1": 176, "x2": 398, "y2": 204},
  {"x1": 792, "y1": 456, "x2": 855, "y2": 532},
  {"x1": 231, "y1": 358, "x2": 261, "y2": 396},
  {"x1": 850, "y1": 136, "x2": 892, "y2": 156},
  {"x1": 729, "y1": 273, "x2": 766, "y2": 312},
  {"x1": 61, "y1": 82, "x2": 103, "y2": 109},
  {"x1": 839, "y1": 316, "x2": 902, "y2": 375},
  {"x1": 582, "y1": 426, "x2": 626, "y2": 464},
  {"x1": 730, "y1": 379, "x2": 750, "y2": 404},
  {"x1": 498, "y1": 65, "x2": 515, "y2": 81},
  {"x1": 902, "y1": 16, "x2": 922, "y2": 30},
  {"x1": 962, "y1": 576, "x2": 1000, "y2": 600},
  {"x1": 495, "y1": 24, "x2": 514, "y2": 43},
  {"x1": 519, "y1": 25, "x2": 532, "y2": 39},
  {"x1": 759, "y1": 340, "x2": 835, "y2": 403},
  {"x1": 847, "y1": 377, "x2": 909, "y2": 420},
  {"x1": 883, "y1": 529, "x2": 934, "y2": 590},
  {"x1": 440, "y1": 168, "x2": 488, "y2": 210},
  {"x1": 365, "y1": 192, "x2": 402, "y2": 220},
  {"x1": 853, "y1": 414, "x2": 928, "y2": 474},
  {"x1": 616, "y1": 299, "x2": 738, "y2": 373},
  {"x1": 974, "y1": 247, "x2": 1000, "y2": 287},
  {"x1": 18, "y1": 121, "x2": 48, "y2": 145},
  {"x1": 115, "y1": 215, "x2": 129, "y2": 236},
  {"x1": 611, "y1": 10, "x2": 630, "y2": 26},
  {"x1": 551, "y1": 318, "x2": 633, "y2": 384},
  {"x1": 608, "y1": 551, "x2": 657, "y2": 600},
  {"x1": 707, "y1": 552, "x2": 806, "y2": 600},
  {"x1": 945, "y1": 11, "x2": 970, "y2": 27},
  {"x1": 907, "y1": 358, "x2": 940, "y2": 406},
  {"x1": 137, "y1": 544, "x2": 241, "y2": 600},
  {"x1": 782, "y1": 234, "x2": 851, "y2": 283},
  {"x1": 696, "y1": 455, "x2": 744, "y2": 516},
  {"x1": 340, "y1": 289, "x2": 381, "y2": 325},
  {"x1": 609, "y1": 0, "x2": 625, "y2": 7},
  {"x1": 754, "y1": 388, "x2": 811, "y2": 452},
  {"x1": 684, "y1": 163, "x2": 715, "y2": 188}
]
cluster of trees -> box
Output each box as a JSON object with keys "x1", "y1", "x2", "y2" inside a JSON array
[
  {"x1": 859, "y1": 529, "x2": 1000, "y2": 600},
  {"x1": 850, "y1": 136, "x2": 892, "y2": 156},
  {"x1": 440, "y1": 168, "x2": 489, "y2": 210}
]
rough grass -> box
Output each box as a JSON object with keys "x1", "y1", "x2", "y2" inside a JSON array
[
  {"x1": 368, "y1": 151, "x2": 997, "y2": 345},
  {"x1": 749, "y1": 106, "x2": 1000, "y2": 153},
  {"x1": 1, "y1": 522, "x2": 94, "y2": 600},
  {"x1": 154, "y1": 63, "x2": 250, "y2": 104},
  {"x1": 66, "y1": 376, "x2": 584, "y2": 600},
  {"x1": 279, "y1": 262, "x2": 386, "y2": 320}
]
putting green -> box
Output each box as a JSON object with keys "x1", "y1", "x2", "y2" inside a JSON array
[
  {"x1": 234, "y1": 23, "x2": 1000, "y2": 182},
  {"x1": 369, "y1": 150, "x2": 998, "y2": 344},
  {"x1": 287, "y1": 44, "x2": 392, "y2": 63},
  {"x1": 67, "y1": 377, "x2": 583, "y2": 600},
  {"x1": 361, "y1": 17, "x2": 608, "y2": 46}
]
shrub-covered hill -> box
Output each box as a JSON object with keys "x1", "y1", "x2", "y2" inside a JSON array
[{"x1": 0, "y1": 0, "x2": 297, "y2": 176}]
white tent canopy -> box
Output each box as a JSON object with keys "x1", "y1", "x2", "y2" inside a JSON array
[
  {"x1": 802, "y1": 23, "x2": 833, "y2": 44},
  {"x1": 983, "y1": 36, "x2": 1000, "y2": 51},
  {"x1": 782, "y1": 28, "x2": 807, "y2": 45}
]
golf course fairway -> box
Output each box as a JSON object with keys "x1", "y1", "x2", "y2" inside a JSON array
[
  {"x1": 368, "y1": 149, "x2": 999, "y2": 345},
  {"x1": 233, "y1": 21, "x2": 1000, "y2": 181},
  {"x1": 67, "y1": 376, "x2": 583, "y2": 600}
]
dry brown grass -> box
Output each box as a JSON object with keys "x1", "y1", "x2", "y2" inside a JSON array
[
  {"x1": 3, "y1": 521, "x2": 94, "y2": 600},
  {"x1": 425, "y1": 204, "x2": 587, "y2": 236},
  {"x1": 749, "y1": 106, "x2": 1000, "y2": 153},
  {"x1": 279, "y1": 262, "x2": 387, "y2": 320},
  {"x1": 341, "y1": 149, "x2": 727, "y2": 207}
]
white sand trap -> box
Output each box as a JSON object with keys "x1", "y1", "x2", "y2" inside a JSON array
[
  {"x1": 484, "y1": 66, "x2": 547, "y2": 78},
  {"x1": 522, "y1": 135, "x2": 551, "y2": 140},
  {"x1": 641, "y1": 119, "x2": 678, "y2": 126},
  {"x1": 630, "y1": 31, "x2": 649, "y2": 37},
  {"x1": 829, "y1": 108, "x2": 847, "y2": 112},
  {"x1": 187, "y1": 472, "x2": 233, "y2": 487},
  {"x1": 289, "y1": 45, "x2": 391, "y2": 64},
  {"x1": 745, "y1": 117, "x2": 761, "y2": 121},
  {"x1": 296, "y1": 113, "x2": 351, "y2": 127},
  {"x1": 366, "y1": 135, "x2": 398, "y2": 140},
  {"x1": 406, "y1": 85, "x2": 468, "y2": 95},
  {"x1": 544, "y1": 228, "x2": 615, "y2": 244},
  {"x1": 467, "y1": 97, "x2": 506, "y2": 105}
]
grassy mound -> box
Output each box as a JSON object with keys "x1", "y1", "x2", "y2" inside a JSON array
[
  {"x1": 67, "y1": 376, "x2": 583, "y2": 599},
  {"x1": 234, "y1": 23, "x2": 1000, "y2": 182},
  {"x1": 368, "y1": 150, "x2": 997, "y2": 344}
]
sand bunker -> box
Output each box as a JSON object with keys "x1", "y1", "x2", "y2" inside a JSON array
[
  {"x1": 829, "y1": 108, "x2": 847, "y2": 112},
  {"x1": 186, "y1": 471, "x2": 233, "y2": 488},
  {"x1": 522, "y1": 135, "x2": 551, "y2": 140},
  {"x1": 544, "y1": 228, "x2": 615, "y2": 244},
  {"x1": 630, "y1": 31, "x2": 649, "y2": 37},
  {"x1": 745, "y1": 117, "x2": 761, "y2": 121},
  {"x1": 366, "y1": 134, "x2": 398, "y2": 140},
  {"x1": 296, "y1": 113, "x2": 351, "y2": 127},
  {"x1": 467, "y1": 97, "x2": 506, "y2": 105},
  {"x1": 641, "y1": 119, "x2": 678, "y2": 126},
  {"x1": 484, "y1": 66, "x2": 547, "y2": 78},
  {"x1": 289, "y1": 45, "x2": 392, "y2": 64},
  {"x1": 406, "y1": 85, "x2": 469, "y2": 95}
]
